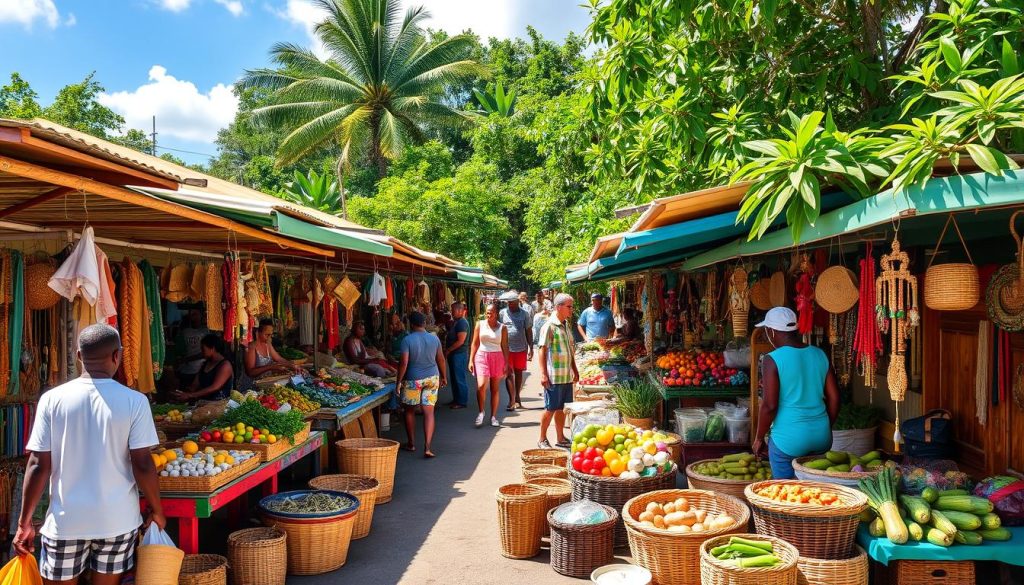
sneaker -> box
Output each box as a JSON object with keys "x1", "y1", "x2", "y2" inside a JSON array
[
  {"x1": 491, "y1": 417, "x2": 500, "y2": 427},
  {"x1": 474, "y1": 413, "x2": 484, "y2": 427},
  {"x1": 537, "y1": 440, "x2": 552, "y2": 449},
  {"x1": 555, "y1": 439, "x2": 572, "y2": 449}
]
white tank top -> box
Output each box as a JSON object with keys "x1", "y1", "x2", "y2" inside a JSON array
[{"x1": 478, "y1": 321, "x2": 505, "y2": 352}]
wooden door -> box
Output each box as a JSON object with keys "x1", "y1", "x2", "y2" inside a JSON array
[{"x1": 1004, "y1": 339, "x2": 1024, "y2": 478}]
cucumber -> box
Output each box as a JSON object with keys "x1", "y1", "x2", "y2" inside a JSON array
[
  {"x1": 805, "y1": 458, "x2": 832, "y2": 470},
  {"x1": 936, "y1": 489, "x2": 969, "y2": 497},
  {"x1": 980, "y1": 513, "x2": 1002, "y2": 530},
  {"x1": 825, "y1": 450, "x2": 848, "y2": 464},
  {"x1": 929, "y1": 510, "x2": 957, "y2": 538},
  {"x1": 979, "y1": 527, "x2": 1012, "y2": 541},
  {"x1": 935, "y1": 496, "x2": 994, "y2": 515},
  {"x1": 865, "y1": 459, "x2": 883, "y2": 469},
  {"x1": 860, "y1": 450, "x2": 881, "y2": 463},
  {"x1": 898, "y1": 495, "x2": 931, "y2": 524},
  {"x1": 939, "y1": 510, "x2": 982, "y2": 531},
  {"x1": 926, "y1": 526, "x2": 954, "y2": 547},
  {"x1": 954, "y1": 530, "x2": 983, "y2": 545},
  {"x1": 921, "y1": 487, "x2": 939, "y2": 504}
]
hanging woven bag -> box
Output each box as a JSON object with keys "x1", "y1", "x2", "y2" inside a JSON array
[
  {"x1": 25, "y1": 260, "x2": 60, "y2": 311},
  {"x1": 815, "y1": 266, "x2": 859, "y2": 314},
  {"x1": 924, "y1": 214, "x2": 979, "y2": 311}
]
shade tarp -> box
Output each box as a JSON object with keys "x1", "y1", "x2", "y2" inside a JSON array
[{"x1": 272, "y1": 212, "x2": 392, "y2": 256}]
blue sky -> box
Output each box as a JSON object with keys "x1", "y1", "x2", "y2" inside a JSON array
[{"x1": 0, "y1": 0, "x2": 591, "y2": 164}]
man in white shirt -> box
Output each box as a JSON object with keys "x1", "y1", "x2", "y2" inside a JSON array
[{"x1": 15, "y1": 324, "x2": 165, "y2": 584}]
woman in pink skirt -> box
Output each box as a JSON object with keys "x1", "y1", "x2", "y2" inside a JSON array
[{"x1": 469, "y1": 302, "x2": 510, "y2": 428}]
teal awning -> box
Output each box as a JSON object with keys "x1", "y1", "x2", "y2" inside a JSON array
[
  {"x1": 683, "y1": 169, "x2": 1024, "y2": 270},
  {"x1": 455, "y1": 269, "x2": 485, "y2": 283},
  {"x1": 272, "y1": 212, "x2": 392, "y2": 256}
]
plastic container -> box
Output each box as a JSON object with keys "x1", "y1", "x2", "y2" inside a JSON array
[
  {"x1": 676, "y1": 412, "x2": 707, "y2": 443},
  {"x1": 726, "y1": 416, "x2": 750, "y2": 444},
  {"x1": 736, "y1": 397, "x2": 751, "y2": 411},
  {"x1": 591, "y1": 564, "x2": 653, "y2": 585},
  {"x1": 704, "y1": 411, "x2": 727, "y2": 441}
]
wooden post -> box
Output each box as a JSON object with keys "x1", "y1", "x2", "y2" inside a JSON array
[
  {"x1": 313, "y1": 264, "x2": 320, "y2": 373},
  {"x1": 644, "y1": 271, "x2": 655, "y2": 358}
]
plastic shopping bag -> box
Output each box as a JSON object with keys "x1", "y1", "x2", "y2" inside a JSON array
[
  {"x1": 135, "y1": 527, "x2": 183, "y2": 585},
  {"x1": 0, "y1": 554, "x2": 42, "y2": 585}
]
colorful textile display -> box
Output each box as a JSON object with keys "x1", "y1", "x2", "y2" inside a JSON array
[
  {"x1": 205, "y1": 262, "x2": 224, "y2": 331},
  {"x1": 118, "y1": 258, "x2": 144, "y2": 390},
  {"x1": 139, "y1": 261, "x2": 165, "y2": 380},
  {"x1": 6, "y1": 251, "x2": 23, "y2": 396}
]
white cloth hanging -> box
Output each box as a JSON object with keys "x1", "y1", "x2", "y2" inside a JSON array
[
  {"x1": 93, "y1": 245, "x2": 118, "y2": 323},
  {"x1": 49, "y1": 226, "x2": 101, "y2": 304},
  {"x1": 368, "y1": 272, "x2": 387, "y2": 306},
  {"x1": 416, "y1": 279, "x2": 430, "y2": 305}
]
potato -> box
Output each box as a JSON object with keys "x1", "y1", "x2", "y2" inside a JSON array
[
  {"x1": 675, "y1": 497, "x2": 690, "y2": 512},
  {"x1": 691, "y1": 522, "x2": 704, "y2": 532},
  {"x1": 646, "y1": 502, "x2": 665, "y2": 516},
  {"x1": 663, "y1": 511, "x2": 687, "y2": 526},
  {"x1": 640, "y1": 520, "x2": 655, "y2": 528},
  {"x1": 694, "y1": 509, "x2": 707, "y2": 523},
  {"x1": 667, "y1": 524, "x2": 691, "y2": 533},
  {"x1": 638, "y1": 511, "x2": 654, "y2": 523},
  {"x1": 653, "y1": 515, "x2": 667, "y2": 529},
  {"x1": 663, "y1": 502, "x2": 677, "y2": 515},
  {"x1": 710, "y1": 516, "x2": 734, "y2": 531}
]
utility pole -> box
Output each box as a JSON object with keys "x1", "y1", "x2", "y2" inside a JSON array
[{"x1": 150, "y1": 115, "x2": 157, "y2": 156}]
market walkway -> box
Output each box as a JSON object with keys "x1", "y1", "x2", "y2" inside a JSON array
[{"x1": 292, "y1": 359, "x2": 637, "y2": 585}]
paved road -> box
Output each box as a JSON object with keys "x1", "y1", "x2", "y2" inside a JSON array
[{"x1": 291, "y1": 358, "x2": 636, "y2": 585}]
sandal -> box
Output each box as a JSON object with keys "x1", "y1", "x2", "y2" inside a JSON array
[
  {"x1": 505, "y1": 405, "x2": 515, "y2": 412},
  {"x1": 403, "y1": 444, "x2": 415, "y2": 452}
]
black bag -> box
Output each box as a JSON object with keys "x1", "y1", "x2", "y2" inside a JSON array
[{"x1": 901, "y1": 409, "x2": 953, "y2": 459}]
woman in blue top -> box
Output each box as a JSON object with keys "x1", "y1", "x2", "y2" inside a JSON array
[{"x1": 752, "y1": 307, "x2": 840, "y2": 479}]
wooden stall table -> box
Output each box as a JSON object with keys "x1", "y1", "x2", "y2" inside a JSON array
[
  {"x1": 306, "y1": 385, "x2": 394, "y2": 470},
  {"x1": 145, "y1": 431, "x2": 324, "y2": 554}
]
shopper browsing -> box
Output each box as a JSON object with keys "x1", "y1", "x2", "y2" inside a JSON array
[
  {"x1": 499, "y1": 292, "x2": 533, "y2": 411},
  {"x1": 445, "y1": 302, "x2": 471, "y2": 409},
  {"x1": 751, "y1": 307, "x2": 841, "y2": 479},
  {"x1": 538, "y1": 293, "x2": 579, "y2": 449},
  {"x1": 15, "y1": 324, "x2": 165, "y2": 584},
  {"x1": 396, "y1": 311, "x2": 447, "y2": 458},
  {"x1": 469, "y1": 302, "x2": 510, "y2": 428},
  {"x1": 577, "y1": 293, "x2": 615, "y2": 341}
]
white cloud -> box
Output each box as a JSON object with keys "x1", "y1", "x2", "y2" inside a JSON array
[
  {"x1": 401, "y1": 0, "x2": 516, "y2": 40},
  {"x1": 158, "y1": 0, "x2": 192, "y2": 11},
  {"x1": 0, "y1": 0, "x2": 60, "y2": 29},
  {"x1": 214, "y1": 0, "x2": 244, "y2": 16},
  {"x1": 275, "y1": 0, "x2": 329, "y2": 58},
  {"x1": 98, "y1": 66, "x2": 239, "y2": 144}
]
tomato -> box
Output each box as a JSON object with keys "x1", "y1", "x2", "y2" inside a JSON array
[
  {"x1": 580, "y1": 459, "x2": 594, "y2": 474},
  {"x1": 588, "y1": 467, "x2": 602, "y2": 476},
  {"x1": 591, "y1": 457, "x2": 606, "y2": 470},
  {"x1": 584, "y1": 447, "x2": 598, "y2": 459},
  {"x1": 571, "y1": 457, "x2": 584, "y2": 471}
]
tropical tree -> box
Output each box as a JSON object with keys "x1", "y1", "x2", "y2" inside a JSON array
[
  {"x1": 474, "y1": 80, "x2": 516, "y2": 117},
  {"x1": 238, "y1": 0, "x2": 488, "y2": 201},
  {"x1": 282, "y1": 169, "x2": 342, "y2": 215}
]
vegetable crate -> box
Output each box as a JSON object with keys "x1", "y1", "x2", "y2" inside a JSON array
[
  {"x1": 159, "y1": 453, "x2": 260, "y2": 493},
  {"x1": 878, "y1": 560, "x2": 975, "y2": 585},
  {"x1": 200, "y1": 423, "x2": 310, "y2": 462}
]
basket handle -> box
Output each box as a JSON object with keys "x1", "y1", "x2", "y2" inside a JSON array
[{"x1": 927, "y1": 214, "x2": 974, "y2": 268}]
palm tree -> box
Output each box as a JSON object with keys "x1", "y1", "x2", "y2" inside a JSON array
[{"x1": 240, "y1": 0, "x2": 486, "y2": 215}]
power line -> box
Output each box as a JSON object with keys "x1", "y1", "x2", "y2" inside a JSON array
[{"x1": 155, "y1": 145, "x2": 218, "y2": 159}]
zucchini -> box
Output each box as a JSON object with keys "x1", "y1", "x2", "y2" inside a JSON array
[
  {"x1": 979, "y1": 527, "x2": 1012, "y2": 541},
  {"x1": 905, "y1": 518, "x2": 924, "y2": 541},
  {"x1": 805, "y1": 458, "x2": 832, "y2": 470},
  {"x1": 921, "y1": 487, "x2": 939, "y2": 504},
  {"x1": 980, "y1": 513, "x2": 1002, "y2": 530},
  {"x1": 936, "y1": 489, "x2": 969, "y2": 498},
  {"x1": 860, "y1": 450, "x2": 881, "y2": 463},
  {"x1": 929, "y1": 510, "x2": 958, "y2": 538},
  {"x1": 825, "y1": 450, "x2": 849, "y2": 464},
  {"x1": 926, "y1": 526, "x2": 954, "y2": 547},
  {"x1": 898, "y1": 495, "x2": 931, "y2": 524},
  {"x1": 935, "y1": 496, "x2": 994, "y2": 515},
  {"x1": 940, "y1": 510, "x2": 982, "y2": 531},
  {"x1": 954, "y1": 530, "x2": 983, "y2": 545},
  {"x1": 868, "y1": 516, "x2": 887, "y2": 537}
]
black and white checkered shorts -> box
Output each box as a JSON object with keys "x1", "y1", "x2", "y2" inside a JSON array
[{"x1": 40, "y1": 529, "x2": 138, "y2": 580}]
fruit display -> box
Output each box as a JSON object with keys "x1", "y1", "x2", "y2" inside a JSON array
[
  {"x1": 152, "y1": 404, "x2": 191, "y2": 423},
  {"x1": 635, "y1": 495, "x2": 738, "y2": 533},
  {"x1": 802, "y1": 449, "x2": 884, "y2": 473},
  {"x1": 753, "y1": 483, "x2": 843, "y2": 506},
  {"x1": 860, "y1": 469, "x2": 1010, "y2": 546},
  {"x1": 294, "y1": 382, "x2": 359, "y2": 408},
  {"x1": 692, "y1": 453, "x2": 772, "y2": 481},
  {"x1": 264, "y1": 385, "x2": 320, "y2": 413},
  {"x1": 152, "y1": 442, "x2": 256, "y2": 478},
  {"x1": 656, "y1": 350, "x2": 748, "y2": 387},
  {"x1": 709, "y1": 536, "x2": 785, "y2": 567},
  {"x1": 571, "y1": 424, "x2": 674, "y2": 479},
  {"x1": 201, "y1": 422, "x2": 280, "y2": 445},
  {"x1": 210, "y1": 399, "x2": 307, "y2": 442},
  {"x1": 579, "y1": 363, "x2": 608, "y2": 386}
]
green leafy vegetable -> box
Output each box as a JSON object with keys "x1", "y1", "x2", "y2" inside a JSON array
[
  {"x1": 833, "y1": 403, "x2": 882, "y2": 430},
  {"x1": 212, "y1": 399, "x2": 306, "y2": 443}
]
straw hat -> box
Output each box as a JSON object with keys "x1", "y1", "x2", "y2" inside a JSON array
[
  {"x1": 749, "y1": 279, "x2": 772, "y2": 311},
  {"x1": 25, "y1": 261, "x2": 60, "y2": 310},
  {"x1": 769, "y1": 271, "x2": 787, "y2": 306},
  {"x1": 987, "y1": 264, "x2": 1024, "y2": 331},
  {"x1": 165, "y1": 263, "x2": 192, "y2": 302},
  {"x1": 815, "y1": 266, "x2": 860, "y2": 314}
]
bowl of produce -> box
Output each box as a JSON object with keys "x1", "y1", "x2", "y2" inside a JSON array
[
  {"x1": 259, "y1": 489, "x2": 359, "y2": 520},
  {"x1": 259, "y1": 489, "x2": 361, "y2": 575},
  {"x1": 792, "y1": 449, "x2": 888, "y2": 487},
  {"x1": 685, "y1": 453, "x2": 772, "y2": 501}
]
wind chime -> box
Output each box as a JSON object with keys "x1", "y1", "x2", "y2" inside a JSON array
[{"x1": 875, "y1": 235, "x2": 920, "y2": 452}]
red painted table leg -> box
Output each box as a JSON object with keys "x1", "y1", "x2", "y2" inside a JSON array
[
  {"x1": 262, "y1": 474, "x2": 279, "y2": 497},
  {"x1": 178, "y1": 517, "x2": 200, "y2": 555}
]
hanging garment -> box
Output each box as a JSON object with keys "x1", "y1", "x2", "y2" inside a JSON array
[
  {"x1": 7, "y1": 251, "x2": 23, "y2": 396},
  {"x1": 140, "y1": 261, "x2": 165, "y2": 380},
  {"x1": 323, "y1": 275, "x2": 340, "y2": 351},
  {"x1": 383, "y1": 276, "x2": 395, "y2": 310},
  {"x1": 297, "y1": 302, "x2": 315, "y2": 346},
  {"x1": 48, "y1": 226, "x2": 101, "y2": 304},
  {"x1": 406, "y1": 278, "x2": 415, "y2": 301},
  {"x1": 189, "y1": 263, "x2": 206, "y2": 302},
  {"x1": 334, "y1": 276, "x2": 361, "y2": 324},
  {"x1": 205, "y1": 262, "x2": 224, "y2": 331},
  {"x1": 118, "y1": 258, "x2": 144, "y2": 390},
  {"x1": 368, "y1": 272, "x2": 387, "y2": 306},
  {"x1": 222, "y1": 254, "x2": 238, "y2": 343},
  {"x1": 416, "y1": 280, "x2": 430, "y2": 305},
  {"x1": 165, "y1": 263, "x2": 192, "y2": 303},
  {"x1": 444, "y1": 286, "x2": 454, "y2": 308},
  {"x1": 94, "y1": 245, "x2": 118, "y2": 325}
]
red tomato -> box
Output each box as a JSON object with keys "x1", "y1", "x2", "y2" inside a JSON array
[
  {"x1": 588, "y1": 467, "x2": 602, "y2": 475},
  {"x1": 592, "y1": 457, "x2": 606, "y2": 470},
  {"x1": 584, "y1": 447, "x2": 597, "y2": 459},
  {"x1": 572, "y1": 457, "x2": 584, "y2": 471}
]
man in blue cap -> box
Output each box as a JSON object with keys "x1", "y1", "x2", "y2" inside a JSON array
[{"x1": 577, "y1": 293, "x2": 615, "y2": 341}]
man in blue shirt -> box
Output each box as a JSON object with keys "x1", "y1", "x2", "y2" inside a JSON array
[{"x1": 577, "y1": 293, "x2": 615, "y2": 340}]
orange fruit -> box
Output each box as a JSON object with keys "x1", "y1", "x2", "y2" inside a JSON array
[{"x1": 182, "y1": 440, "x2": 199, "y2": 455}]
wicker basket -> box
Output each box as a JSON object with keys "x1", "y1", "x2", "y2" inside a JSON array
[
  {"x1": 744, "y1": 480, "x2": 867, "y2": 560},
  {"x1": 797, "y1": 546, "x2": 868, "y2": 585},
  {"x1": 24, "y1": 261, "x2": 60, "y2": 310},
  {"x1": 791, "y1": 456, "x2": 882, "y2": 488},
  {"x1": 889, "y1": 560, "x2": 975, "y2": 585},
  {"x1": 227, "y1": 528, "x2": 286, "y2": 585},
  {"x1": 815, "y1": 266, "x2": 859, "y2": 314},
  {"x1": 769, "y1": 272, "x2": 786, "y2": 307},
  {"x1": 548, "y1": 503, "x2": 618, "y2": 578},
  {"x1": 750, "y1": 280, "x2": 772, "y2": 311},
  {"x1": 201, "y1": 423, "x2": 310, "y2": 462},
  {"x1": 700, "y1": 533, "x2": 799, "y2": 585},
  {"x1": 569, "y1": 465, "x2": 677, "y2": 548},
  {"x1": 523, "y1": 463, "x2": 568, "y2": 482},
  {"x1": 521, "y1": 448, "x2": 568, "y2": 467},
  {"x1": 662, "y1": 432, "x2": 682, "y2": 468},
  {"x1": 336, "y1": 438, "x2": 400, "y2": 503},
  {"x1": 158, "y1": 453, "x2": 260, "y2": 493},
  {"x1": 684, "y1": 461, "x2": 754, "y2": 502},
  {"x1": 924, "y1": 214, "x2": 979, "y2": 312},
  {"x1": 178, "y1": 554, "x2": 227, "y2": 585},
  {"x1": 309, "y1": 474, "x2": 380, "y2": 539},
  {"x1": 258, "y1": 491, "x2": 360, "y2": 575},
  {"x1": 526, "y1": 477, "x2": 572, "y2": 537},
  {"x1": 623, "y1": 489, "x2": 751, "y2": 585},
  {"x1": 496, "y1": 484, "x2": 547, "y2": 559}
]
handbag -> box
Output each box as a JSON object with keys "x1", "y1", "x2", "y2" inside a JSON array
[{"x1": 900, "y1": 409, "x2": 953, "y2": 459}]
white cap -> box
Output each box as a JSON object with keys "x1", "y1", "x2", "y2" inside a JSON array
[
  {"x1": 755, "y1": 307, "x2": 798, "y2": 332},
  {"x1": 498, "y1": 291, "x2": 519, "y2": 301}
]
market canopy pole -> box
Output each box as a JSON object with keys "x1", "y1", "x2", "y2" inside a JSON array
[
  {"x1": 644, "y1": 270, "x2": 655, "y2": 359},
  {"x1": 0, "y1": 154, "x2": 332, "y2": 258}
]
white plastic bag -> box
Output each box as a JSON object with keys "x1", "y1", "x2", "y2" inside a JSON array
[{"x1": 141, "y1": 526, "x2": 176, "y2": 547}]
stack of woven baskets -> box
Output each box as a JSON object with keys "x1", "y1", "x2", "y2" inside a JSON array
[{"x1": 569, "y1": 464, "x2": 677, "y2": 548}]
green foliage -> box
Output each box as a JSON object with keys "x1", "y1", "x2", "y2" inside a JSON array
[
  {"x1": 473, "y1": 79, "x2": 516, "y2": 117},
  {"x1": 283, "y1": 169, "x2": 342, "y2": 215},
  {"x1": 42, "y1": 72, "x2": 126, "y2": 138},
  {"x1": 0, "y1": 73, "x2": 42, "y2": 119}
]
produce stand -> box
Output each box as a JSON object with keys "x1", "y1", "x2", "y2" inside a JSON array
[
  {"x1": 305, "y1": 385, "x2": 393, "y2": 471},
  {"x1": 147, "y1": 431, "x2": 324, "y2": 554},
  {"x1": 856, "y1": 524, "x2": 1024, "y2": 565}
]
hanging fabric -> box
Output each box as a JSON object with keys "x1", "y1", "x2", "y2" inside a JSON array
[
  {"x1": 298, "y1": 302, "x2": 315, "y2": 346},
  {"x1": 165, "y1": 263, "x2": 192, "y2": 303},
  {"x1": 205, "y1": 262, "x2": 224, "y2": 331},
  {"x1": 852, "y1": 243, "x2": 882, "y2": 388},
  {"x1": 94, "y1": 245, "x2": 117, "y2": 325},
  {"x1": 794, "y1": 254, "x2": 815, "y2": 335},
  {"x1": 140, "y1": 261, "x2": 165, "y2": 380},
  {"x1": 322, "y1": 275, "x2": 340, "y2": 352},
  {"x1": 6, "y1": 251, "x2": 23, "y2": 396},
  {"x1": 190, "y1": 263, "x2": 207, "y2": 302},
  {"x1": 48, "y1": 226, "x2": 100, "y2": 304},
  {"x1": 118, "y1": 258, "x2": 144, "y2": 390},
  {"x1": 416, "y1": 279, "x2": 430, "y2": 306},
  {"x1": 383, "y1": 276, "x2": 395, "y2": 310},
  {"x1": 366, "y1": 272, "x2": 386, "y2": 307},
  {"x1": 222, "y1": 253, "x2": 238, "y2": 343}
]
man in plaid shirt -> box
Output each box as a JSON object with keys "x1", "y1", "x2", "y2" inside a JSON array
[{"x1": 537, "y1": 293, "x2": 579, "y2": 449}]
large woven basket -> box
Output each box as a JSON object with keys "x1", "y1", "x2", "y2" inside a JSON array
[
  {"x1": 769, "y1": 272, "x2": 787, "y2": 306},
  {"x1": 569, "y1": 465, "x2": 677, "y2": 548},
  {"x1": 309, "y1": 474, "x2": 380, "y2": 539},
  {"x1": 523, "y1": 463, "x2": 568, "y2": 482},
  {"x1": 791, "y1": 456, "x2": 882, "y2": 488},
  {"x1": 699, "y1": 533, "x2": 799, "y2": 585},
  {"x1": 548, "y1": 503, "x2": 618, "y2": 578},
  {"x1": 889, "y1": 559, "x2": 975, "y2": 584},
  {"x1": 259, "y1": 491, "x2": 360, "y2": 575},
  {"x1": 226, "y1": 527, "x2": 286, "y2": 585},
  {"x1": 25, "y1": 261, "x2": 60, "y2": 310},
  {"x1": 623, "y1": 489, "x2": 750, "y2": 585},
  {"x1": 815, "y1": 266, "x2": 859, "y2": 314},
  {"x1": 526, "y1": 477, "x2": 572, "y2": 537},
  {"x1": 744, "y1": 480, "x2": 867, "y2": 560},
  {"x1": 178, "y1": 554, "x2": 227, "y2": 585},
  {"x1": 684, "y1": 461, "x2": 754, "y2": 501},
  {"x1": 797, "y1": 545, "x2": 868, "y2": 585},
  {"x1": 749, "y1": 280, "x2": 772, "y2": 311},
  {"x1": 496, "y1": 484, "x2": 547, "y2": 559},
  {"x1": 925, "y1": 264, "x2": 979, "y2": 311},
  {"x1": 335, "y1": 438, "x2": 400, "y2": 503},
  {"x1": 521, "y1": 448, "x2": 568, "y2": 467}
]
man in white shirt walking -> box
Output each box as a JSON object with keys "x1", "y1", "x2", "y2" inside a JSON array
[{"x1": 15, "y1": 324, "x2": 165, "y2": 585}]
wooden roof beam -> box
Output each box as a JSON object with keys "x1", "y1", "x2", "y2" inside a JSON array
[
  {"x1": 0, "y1": 186, "x2": 75, "y2": 219},
  {"x1": 0, "y1": 154, "x2": 332, "y2": 257}
]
